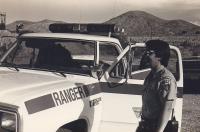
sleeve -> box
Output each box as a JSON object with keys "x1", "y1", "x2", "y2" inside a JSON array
[{"x1": 158, "y1": 77, "x2": 176, "y2": 103}]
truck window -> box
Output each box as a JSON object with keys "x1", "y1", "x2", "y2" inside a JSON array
[
  {"x1": 10, "y1": 41, "x2": 39, "y2": 66},
  {"x1": 99, "y1": 42, "x2": 120, "y2": 72},
  {"x1": 110, "y1": 57, "x2": 127, "y2": 78},
  {"x1": 167, "y1": 50, "x2": 179, "y2": 80},
  {"x1": 109, "y1": 52, "x2": 128, "y2": 79},
  {"x1": 99, "y1": 42, "x2": 119, "y2": 65},
  {"x1": 2, "y1": 38, "x2": 95, "y2": 75},
  {"x1": 0, "y1": 36, "x2": 16, "y2": 57}
]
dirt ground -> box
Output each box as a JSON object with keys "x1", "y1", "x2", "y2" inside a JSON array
[
  {"x1": 182, "y1": 94, "x2": 200, "y2": 132},
  {"x1": 181, "y1": 79, "x2": 200, "y2": 132}
]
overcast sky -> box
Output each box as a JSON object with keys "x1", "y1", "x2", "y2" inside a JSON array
[{"x1": 0, "y1": 0, "x2": 200, "y2": 26}]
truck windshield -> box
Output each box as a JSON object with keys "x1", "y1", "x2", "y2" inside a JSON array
[{"x1": 1, "y1": 38, "x2": 95, "y2": 75}]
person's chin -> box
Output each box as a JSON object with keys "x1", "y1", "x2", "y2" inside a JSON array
[{"x1": 150, "y1": 65, "x2": 156, "y2": 70}]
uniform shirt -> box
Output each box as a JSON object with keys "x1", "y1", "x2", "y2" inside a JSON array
[{"x1": 141, "y1": 65, "x2": 177, "y2": 120}]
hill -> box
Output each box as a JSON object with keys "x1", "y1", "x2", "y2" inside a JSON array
[
  {"x1": 4, "y1": 11, "x2": 200, "y2": 36},
  {"x1": 6, "y1": 19, "x2": 64, "y2": 33},
  {"x1": 106, "y1": 11, "x2": 200, "y2": 36}
]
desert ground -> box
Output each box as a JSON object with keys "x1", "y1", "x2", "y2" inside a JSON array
[
  {"x1": 182, "y1": 94, "x2": 200, "y2": 132},
  {"x1": 182, "y1": 78, "x2": 200, "y2": 132}
]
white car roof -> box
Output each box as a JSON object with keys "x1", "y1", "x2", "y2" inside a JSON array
[{"x1": 20, "y1": 33, "x2": 120, "y2": 44}]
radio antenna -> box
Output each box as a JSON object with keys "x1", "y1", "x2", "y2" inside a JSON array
[
  {"x1": 78, "y1": 1, "x2": 82, "y2": 23},
  {"x1": 113, "y1": 0, "x2": 118, "y2": 19},
  {"x1": 0, "y1": 12, "x2": 6, "y2": 30}
]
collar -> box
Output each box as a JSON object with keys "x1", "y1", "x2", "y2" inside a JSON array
[
  {"x1": 155, "y1": 65, "x2": 164, "y2": 73},
  {"x1": 151, "y1": 65, "x2": 165, "y2": 78}
]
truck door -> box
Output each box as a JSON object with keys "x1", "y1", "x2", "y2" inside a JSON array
[{"x1": 99, "y1": 44, "x2": 183, "y2": 132}]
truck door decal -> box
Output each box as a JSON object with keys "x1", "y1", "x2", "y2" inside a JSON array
[
  {"x1": 25, "y1": 84, "x2": 101, "y2": 114},
  {"x1": 52, "y1": 86, "x2": 88, "y2": 106}
]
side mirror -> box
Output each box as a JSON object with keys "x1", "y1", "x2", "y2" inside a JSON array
[{"x1": 90, "y1": 65, "x2": 103, "y2": 80}]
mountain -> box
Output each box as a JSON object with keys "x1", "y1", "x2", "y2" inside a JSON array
[
  {"x1": 106, "y1": 11, "x2": 200, "y2": 36},
  {"x1": 6, "y1": 19, "x2": 64, "y2": 33},
  {"x1": 6, "y1": 20, "x2": 35, "y2": 32},
  {"x1": 4, "y1": 11, "x2": 200, "y2": 36}
]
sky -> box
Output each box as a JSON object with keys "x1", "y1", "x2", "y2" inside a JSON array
[{"x1": 0, "y1": 0, "x2": 200, "y2": 26}]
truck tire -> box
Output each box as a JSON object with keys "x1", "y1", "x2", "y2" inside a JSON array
[
  {"x1": 56, "y1": 119, "x2": 87, "y2": 132},
  {"x1": 56, "y1": 128, "x2": 72, "y2": 132}
]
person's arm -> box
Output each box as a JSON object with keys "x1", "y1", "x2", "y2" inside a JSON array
[
  {"x1": 156, "y1": 77, "x2": 177, "y2": 132},
  {"x1": 157, "y1": 100, "x2": 173, "y2": 132}
]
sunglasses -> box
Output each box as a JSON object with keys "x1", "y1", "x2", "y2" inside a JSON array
[{"x1": 145, "y1": 50, "x2": 155, "y2": 56}]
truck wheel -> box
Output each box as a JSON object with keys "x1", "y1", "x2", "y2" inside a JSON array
[
  {"x1": 56, "y1": 119, "x2": 87, "y2": 132},
  {"x1": 56, "y1": 128, "x2": 72, "y2": 132}
]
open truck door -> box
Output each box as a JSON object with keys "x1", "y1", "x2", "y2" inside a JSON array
[{"x1": 99, "y1": 43, "x2": 183, "y2": 132}]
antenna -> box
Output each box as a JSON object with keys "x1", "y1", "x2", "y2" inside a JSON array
[
  {"x1": 113, "y1": 0, "x2": 118, "y2": 18},
  {"x1": 0, "y1": 12, "x2": 6, "y2": 30},
  {"x1": 0, "y1": 12, "x2": 6, "y2": 47}
]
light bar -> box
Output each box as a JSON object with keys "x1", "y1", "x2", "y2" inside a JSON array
[{"x1": 49, "y1": 23, "x2": 116, "y2": 35}]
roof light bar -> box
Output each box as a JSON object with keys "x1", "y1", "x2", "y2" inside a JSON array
[{"x1": 49, "y1": 23, "x2": 119, "y2": 36}]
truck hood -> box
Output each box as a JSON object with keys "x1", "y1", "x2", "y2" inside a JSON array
[
  {"x1": 0, "y1": 69, "x2": 95, "y2": 105},
  {"x1": 0, "y1": 70, "x2": 65, "y2": 92}
]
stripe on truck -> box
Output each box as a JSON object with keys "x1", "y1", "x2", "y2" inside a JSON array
[
  {"x1": 25, "y1": 94, "x2": 55, "y2": 114},
  {"x1": 25, "y1": 82, "x2": 183, "y2": 114}
]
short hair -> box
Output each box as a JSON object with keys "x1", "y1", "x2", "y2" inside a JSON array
[{"x1": 145, "y1": 40, "x2": 170, "y2": 67}]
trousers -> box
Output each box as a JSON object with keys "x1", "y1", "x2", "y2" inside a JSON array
[{"x1": 136, "y1": 117, "x2": 158, "y2": 132}]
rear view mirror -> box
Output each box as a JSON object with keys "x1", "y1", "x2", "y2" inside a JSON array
[{"x1": 90, "y1": 65, "x2": 104, "y2": 80}]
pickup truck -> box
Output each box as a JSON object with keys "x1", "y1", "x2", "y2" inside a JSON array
[{"x1": 0, "y1": 24, "x2": 183, "y2": 132}]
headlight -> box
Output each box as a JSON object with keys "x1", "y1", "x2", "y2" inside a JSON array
[{"x1": 0, "y1": 112, "x2": 17, "y2": 132}]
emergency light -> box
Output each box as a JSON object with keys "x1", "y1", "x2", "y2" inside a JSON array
[{"x1": 49, "y1": 23, "x2": 122, "y2": 36}]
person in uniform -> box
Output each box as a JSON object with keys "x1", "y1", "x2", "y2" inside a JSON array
[{"x1": 137, "y1": 40, "x2": 177, "y2": 132}]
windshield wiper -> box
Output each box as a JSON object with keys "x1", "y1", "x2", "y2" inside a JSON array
[
  {"x1": 25, "y1": 65, "x2": 67, "y2": 77},
  {"x1": 52, "y1": 71, "x2": 66, "y2": 77},
  {"x1": 0, "y1": 62, "x2": 20, "y2": 71}
]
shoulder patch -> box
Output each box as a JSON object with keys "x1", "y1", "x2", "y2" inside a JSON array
[
  {"x1": 158, "y1": 77, "x2": 171, "y2": 99},
  {"x1": 161, "y1": 77, "x2": 171, "y2": 86}
]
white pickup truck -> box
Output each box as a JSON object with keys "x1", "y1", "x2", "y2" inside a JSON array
[{"x1": 0, "y1": 24, "x2": 183, "y2": 132}]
